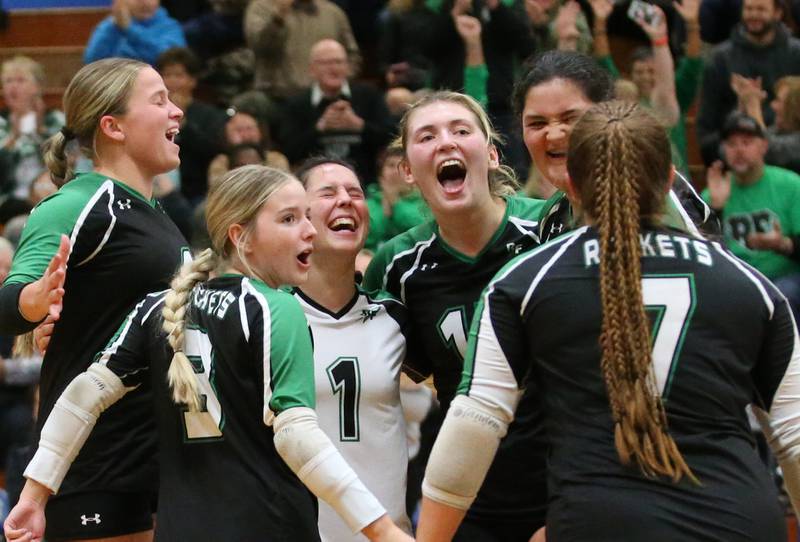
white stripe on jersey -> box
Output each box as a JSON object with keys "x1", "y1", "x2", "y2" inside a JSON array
[
  {"x1": 71, "y1": 180, "x2": 117, "y2": 267},
  {"x1": 382, "y1": 233, "x2": 436, "y2": 294},
  {"x1": 508, "y1": 216, "x2": 541, "y2": 244},
  {"x1": 398, "y1": 235, "x2": 436, "y2": 304},
  {"x1": 667, "y1": 188, "x2": 702, "y2": 239},
  {"x1": 141, "y1": 291, "x2": 168, "y2": 324},
  {"x1": 242, "y1": 278, "x2": 275, "y2": 424},
  {"x1": 675, "y1": 170, "x2": 712, "y2": 224},
  {"x1": 711, "y1": 242, "x2": 775, "y2": 319},
  {"x1": 767, "y1": 314, "x2": 800, "y2": 454},
  {"x1": 239, "y1": 290, "x2": 250, "y2": 342},
  {"x1": 521, "y1": 228, "x2": 587, "y2": 314}
]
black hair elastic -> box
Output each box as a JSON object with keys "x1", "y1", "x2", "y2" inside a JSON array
[{"x1": 60, "y1": 126, "x2": 75, "y2": 140}]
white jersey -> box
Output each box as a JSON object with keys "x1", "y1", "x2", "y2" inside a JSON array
[{"x1": 294, "y1": 286, "x2": 412, "y2": 541}]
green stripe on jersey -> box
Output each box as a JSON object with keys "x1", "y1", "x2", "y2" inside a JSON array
[{"x1": 249, "y1": 280, "x2": 316, "y2": 414}]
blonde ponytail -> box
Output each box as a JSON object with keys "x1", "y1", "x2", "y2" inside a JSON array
[
  {"x1": 42, "y1": 132, "x2": 71, "y2": 187},
  {"x1": 162, "y1": 249, "x2": 218, "y2": 411}
]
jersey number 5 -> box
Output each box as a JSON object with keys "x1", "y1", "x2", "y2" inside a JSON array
[
  {"x1": 327, "y1": 357, "x2": 361, "y2": 441},
  {"x1": 643, "y1": 275, "x2": 696, "y2": 399},
  {"x1": 182, "y1": 326, "x2": 224, "y2": 441}
]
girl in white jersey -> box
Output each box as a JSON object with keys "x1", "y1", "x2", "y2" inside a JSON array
[{"x1": 294, "y1": 157, "x2": 414, "y2": 541}]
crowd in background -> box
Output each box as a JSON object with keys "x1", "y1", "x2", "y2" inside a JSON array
[{"x1": 3, "y1": 0, "x2": 800, "y2": 529}]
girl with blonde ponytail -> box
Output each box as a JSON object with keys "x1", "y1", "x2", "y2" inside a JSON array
[
  {"x1": 0, "y1": 58, "x2": 188, "y2": 542},
  {"x1": 6, "y1": 165, "x2": 413, "y2": 542},
  {"x1": 416, "y1": 101, "x2": 800, "y2": 542}
]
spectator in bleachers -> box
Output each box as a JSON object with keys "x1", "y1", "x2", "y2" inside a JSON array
[
  {"x1": 365, "y1": 146, "x2": 428, "y2": 252},
  {"x1": 591, "y1": 0, "x2": 702, "y2": 173},
  {"x1": 526, "y1": 0, "x2": 593, "y2": 53},
  {"x1": 703, "y1": 111, "x2": 800, "y2": 318},
  {"x1": 208, "y1": 110, "x2": 289, "y2": 189},
  {"x1": 378, "y1": 0, "x2": 437, "y2": 90},
  {"x1": 699, "y1": 0, "x2": 800, "y2": 44},
  {"x1": 181, "y1": 0, "x2": 249, "y2": 59},
  {"x1": 733, "y1": 73, "x2": 800, "y2": 173},
  {"x1": 155, "y1": 47, "x2": 227, "y2": 203},
  {"x1": 696, "y1": 0, "x2": 800, "y2": 166},
  {"x1": 244, "y1": 0, "x2": 361, "y2": 101},
  {"x1": 277, "y1": 39, "x2": 392, "y2": 182},
  {"x1": 84, "y1": 0, "x2": 187, "y2": 66},
  {"x1": 0, "y1": 57, "x2": 64, "y2": 201}
]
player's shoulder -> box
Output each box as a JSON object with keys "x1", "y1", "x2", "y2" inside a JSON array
[
  {"x1": 490, "y1": 226, "x2": 590, "y2": 289},
  {"x1": 246, "y1": 277, "x2": 305, "y2": 315},
  {"x1": 31, "y1": 172, "x2": 111, "y2": 216},
  {"x1": 363, "y1": 220, "x2": 438, "y2": 288},
  {"x1": 506, "y1": 194, "x2": 547, "y2": 222}
]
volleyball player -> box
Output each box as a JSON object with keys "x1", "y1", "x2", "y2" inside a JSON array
[
  {"x1": 363, "y1": 92, "x2": 547, "y2": 541},
  {"x1": 294, "y1": 157, "x2": 413, "y2": 540},
  {"x1": 417, "y1": 102, "x2": 800, "y2": 541},
  {"x1": 513, "y1": 50, "x2": 715, "y2": 243},
  {"x1": 0, "y1": 58, "x2": 188, "y2": 541}
]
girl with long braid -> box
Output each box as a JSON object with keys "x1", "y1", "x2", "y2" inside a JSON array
[
  {"x1": 4, "y1": 165, "x2": 412, "y2": 542},
  {"x1": 416, "y1": 102, "x2": 800, "y2": 541}
]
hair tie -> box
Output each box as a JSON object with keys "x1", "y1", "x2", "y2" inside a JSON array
[{"x1": 60, "y1": 126, "x2": 75, "y2": 140}]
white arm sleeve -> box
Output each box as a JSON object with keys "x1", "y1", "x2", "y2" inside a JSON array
[
  {"x1": 421, "y1": 394, "x2": 511, "y2": 510},
  {"x1": 24, "y1": 363, "x2": 128, "y2": 493},
  {"x1": 273, "y1": 406, "x2": 386, "y2": 533},
  {"x1": 757, "y1": 326, "x2": 800, "y2": 519}
]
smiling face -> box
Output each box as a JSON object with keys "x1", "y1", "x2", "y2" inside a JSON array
[
  {"x1": 243, "y1": 180, "x2": 317, "y2": 288},
  {"x1": 522, "y1": 78, "x2": 593, "y2": 191},
  {"x1": 722, "y1": 133, "x2": 768, "y2": 178},
  {"x1": 113, "y1": 66, "x2": 183, "y2": 177},
  {"x1": 305, "y1": 162, "x2": 369, "y2": 258},
  {"x1": 403, "y1": 100, "x2": 499, "y2": 216},
  {"x1": 742, "y1": 0, "x2": 780, "y2": 39}
]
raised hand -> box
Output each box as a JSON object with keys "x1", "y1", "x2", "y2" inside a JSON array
[
  {"x1": 633, "y1": 4, "x2": 668, "y2": 43},
  {"x1": 588, "y1": 0, "x2": 613, "y2": 23},
  {"x1": 454, "y1": 14, "x2": 482, "y2": 46},
  {"x1": 672, "y1": 0, "x2": 700, "y2": 24},
  {"x1": 706, "y1": 161, "x2": 732, "y2": 210}
]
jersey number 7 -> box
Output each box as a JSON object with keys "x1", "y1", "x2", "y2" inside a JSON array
[{"x1": 643, "y1": 274, "x2": 697, "y2": 399}]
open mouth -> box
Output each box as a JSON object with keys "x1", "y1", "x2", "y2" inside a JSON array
[
  {"x1": 437, "y1": 159, "x2": 467, "y2": 193},
  {"x1": 297, "y1": 249, "x2": 312, "y2": 266},
  {"x1": 329, "y1": 217, "x2": 357, "y2": 232},
  {"x1": 545, "y1": 150, "x2": 566, "y2": 160},
  {"x1": 166, "y1": 127, "x2": 180, "y2": 143}
]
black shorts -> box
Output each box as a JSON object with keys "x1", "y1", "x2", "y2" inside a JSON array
[
  {"x1": 453, "y1": 515, "x2": 543, "y2": 542},
  {"x1": 45, "y1": 490, "x2": 155, "y2": 541}
]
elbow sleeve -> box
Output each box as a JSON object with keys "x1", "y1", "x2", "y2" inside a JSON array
[
  {"x1": 24, "y1": 364, "x2": 127, "y2": 493},
  {"x1": 273, "y1": 407, "x2": 386, "y2": 533},
  {"x1": 422, "y1": 394, "x2": 510, "y2": 510}
]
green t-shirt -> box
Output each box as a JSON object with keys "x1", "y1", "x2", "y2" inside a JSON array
[
  {"x1": 702, "y1": 165, "x2": 800, "y2": 279},
  {"x1": 365, "y1": 184, "x2": 430, "y2": 252}
]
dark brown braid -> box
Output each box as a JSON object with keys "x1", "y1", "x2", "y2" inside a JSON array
[{"x1": 567, "y1": 101, "x2": 697, "y2": 483}]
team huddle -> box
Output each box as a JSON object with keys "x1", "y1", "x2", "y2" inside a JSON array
[{"x1": 1, "y1": 50, "x2": 799, "y2": 542}]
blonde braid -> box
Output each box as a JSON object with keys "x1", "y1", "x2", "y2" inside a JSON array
[
  {"x1": 572, "y1": 101, "x2": 697, "y2": 483},
  {"x1": 162, "y1": 249, "x2": 218, "y2": 412}
]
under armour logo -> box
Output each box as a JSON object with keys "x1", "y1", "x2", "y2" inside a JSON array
[
  {"x1": 419, "y1": 262, "x2": 438, "y2": 271},
  {"x1": 549, "y1": 223, "x2": 564, "y2": 235},
  {"x1": 81, "y1": 513, "x2": 102, "y2": 525},
  {"x1": 360, "y1": 306, "x2": 380, "y2": 323},
  {"x1": 117, "y1": 199, "x2": 131, "y2": 210}
]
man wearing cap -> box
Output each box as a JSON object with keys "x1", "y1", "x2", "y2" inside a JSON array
[{"x1": 703, "y1": 111, "x2": 800, "y2": 317}]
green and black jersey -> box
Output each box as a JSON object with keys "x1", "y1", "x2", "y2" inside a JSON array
[
  {"x1": 363, "y1": 195, "x2": 548, "y2": 526},
  {"x1": 95, "y1": 276, "x2": 319, "y2": 541},
  {"x1": 463, "y1": 226, "x2": 793, "y2": 540},
  {"x1": 0, "y1": 172, "x2": 188, "y2": 496},
  {"x1": 538, "y1": 171, "x2": 718, "y2": 243}
]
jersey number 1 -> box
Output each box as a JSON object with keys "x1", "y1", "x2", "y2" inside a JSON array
[
  {"x1": 642, "y1": 275, "x2": 696, "y2": 399},
  {"x1": 182, "y1": 327, "x2": 224, "y2": 441},
  {"x1": 327, "y1": 357, "x2": 361, "y2": 441}
]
